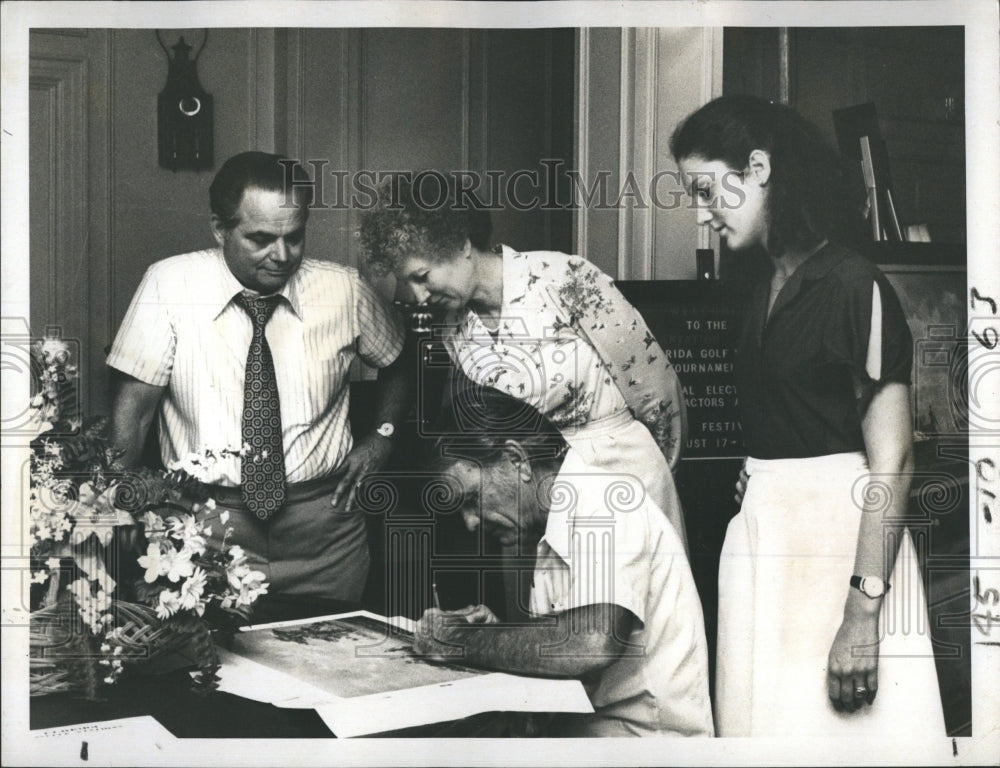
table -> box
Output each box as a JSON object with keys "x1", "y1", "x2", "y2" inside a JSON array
[
  {"x1": 31, "y1": 670, "x2": 509, "y2": 738},
  {"x1": 31, "y1": 594, "x2": 508, "y2": 738}
]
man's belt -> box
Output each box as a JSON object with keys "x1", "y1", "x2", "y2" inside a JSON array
[{"x1": 204, "y1": 474, "x2": 339, "y2": 508}]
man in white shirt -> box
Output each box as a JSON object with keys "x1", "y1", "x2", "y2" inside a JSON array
[
  {"x1": 108, "y1": 151, "x2": 407, "y2": 609},
  {"x1": 413, "y1": 386, "x2": 714, "y2": 737}
]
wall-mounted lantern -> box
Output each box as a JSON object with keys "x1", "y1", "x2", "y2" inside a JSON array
[{"x1": 156, "y1": 31, "x2": 213, "y2": 171}]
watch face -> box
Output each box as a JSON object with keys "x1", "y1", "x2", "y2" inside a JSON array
[
  {"x1": 861, "y1": 577, "x2": 885, "y2": 598},
  {"x1": 377, "y1": 422, "x2": 395, "y2": 438}
]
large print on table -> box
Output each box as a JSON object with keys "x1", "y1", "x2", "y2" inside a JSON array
[
  {"x1": 233, "y1": 613, "x2": 485, "y2": 699},
  {"x1": 220, "y1": 611, "x2": 592, "y2": 736}
]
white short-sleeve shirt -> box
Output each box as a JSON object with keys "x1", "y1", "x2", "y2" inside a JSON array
[
  {"x1": 107, "y1": 249, "x2": 404, "y2": 484},
  {"x1": 530, "y1": 448, "x2": 714, "y2": 737}
]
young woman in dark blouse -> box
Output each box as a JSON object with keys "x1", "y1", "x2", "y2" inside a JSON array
[{"x1": 671, "y1": 95, "x2": 944, "y2": 737}]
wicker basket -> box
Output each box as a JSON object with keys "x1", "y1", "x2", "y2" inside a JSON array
[
  {"x1": 30, "y1": 598, "x2": 218, "y2": 698},
  {"x1": 30, "y1": 599, "x2": 102, "y2": 698}
]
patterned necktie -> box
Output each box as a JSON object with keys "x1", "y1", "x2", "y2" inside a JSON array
[{"x1": 234, "y1": 293, "x2": 286, "y2": 520}]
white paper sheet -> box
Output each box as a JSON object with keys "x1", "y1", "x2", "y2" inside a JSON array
[
  {"x1": 30, "y1": 716, "x2": 175, "y2": 766},
  {"x1": 216, "y1": 610, "x2": 593, "y2": 736},
  {"x1": 314, "y1": 670, "x2": 593, "y2": 738}
]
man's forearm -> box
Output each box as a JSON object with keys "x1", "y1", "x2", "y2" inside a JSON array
[
  {"x1": 372, "y1": 354, "x2": 409, "y2": 428},
  {"x1": 109, "y1": 404, "x2": 155, "y2": 468},
  {"x1": 427, "y1": 606, "x2": 633, "y2": 678},
  {"x1": 108, "y1": 375, "x2": 165, "y2": 468}
]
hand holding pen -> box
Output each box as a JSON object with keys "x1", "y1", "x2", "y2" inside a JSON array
[{"x1": 433, "y1": 583, "x2": 499, "y2": 624}]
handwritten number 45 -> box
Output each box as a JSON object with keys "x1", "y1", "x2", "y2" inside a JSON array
[{"x1": 970, "y1": 288, "x2": 999, "y2": 349}]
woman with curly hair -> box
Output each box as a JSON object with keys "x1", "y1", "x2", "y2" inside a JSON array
[
  {"x1": 671, "y1": 95, "x2": 944, "y2": 737},
  {"x1": 360, "y1": 176, "x2": 690, "y2": 548}
]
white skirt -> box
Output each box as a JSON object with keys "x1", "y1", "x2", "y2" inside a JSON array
[
  {"x1": 564, "y1": 409, "x2": 687, "y2": 550},
  {"x1": 715, "y1": 453, "x2": 945, "y2": 737}
]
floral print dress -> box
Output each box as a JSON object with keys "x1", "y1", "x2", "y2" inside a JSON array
[{"x1": 442, "y1": 246, "x2": 687, "y2": 545}]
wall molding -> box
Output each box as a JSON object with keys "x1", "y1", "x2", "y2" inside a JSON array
[
  {"x1": 29, "y1": 34, "x2": 94, "y2": 406},
  {"x1": 30, "y1": 56, "x2": 87, "y2": 322},
  {"x1": 282, "y1": 29, "x2": 305, "y2": 161},
  {"x1": 460, "y1": 29, "x2": 470, "y2": 172},
  {"x1": 575, "y1": 27, "x2": 723, "y2": 279},
  {"x1": 698, "y1": 27, "x2": 724, "y2": 257},
  {"x1": 573, "y1": 28, "x2": 591, "y2": 261},
  {"x1": 89, "y1": 31, "x2": 113, "y2": 410},
  {"x1": 345, "y1": 29, "x2": 363, "y2": 268},
  {"x1": 249, "y1": 28, "x2": 276, "y2": 152},
  {"x1": 618, "y1": 28, "x2": 659, "y2": 280},
  {"x1": 29, "y1": 75, "x2": 60, "y2": 324},
  {"x1": 466, "y1": 30, "x2": 488, "y2": 176},
  {"x1": 617, "y1": 28, "x2": 634, "y2": 280}
]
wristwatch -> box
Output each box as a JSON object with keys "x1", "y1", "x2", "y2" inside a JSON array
[
  {"x1": 850, "y1": 575, "x2": 890, "y2": 599},
  {"x1": 375, "y1": 422, "x2": 396, "y2": 439}
]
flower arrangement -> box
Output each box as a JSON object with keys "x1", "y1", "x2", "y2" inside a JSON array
[{"x1": 28, "y1": 336, "x2": 269, "y2": 698}]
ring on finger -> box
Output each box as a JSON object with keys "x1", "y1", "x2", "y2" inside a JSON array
[{"x1": 854, "y1": 686, "x2": 867, "y2": 698}]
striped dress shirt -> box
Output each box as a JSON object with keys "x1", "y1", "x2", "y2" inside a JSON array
[{"x1": 107, "y1": 249, "x2": 404, "y2": 485}]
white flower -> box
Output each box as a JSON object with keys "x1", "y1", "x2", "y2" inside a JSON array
[
  {"x1": 179, "y1": 568, "x2": 208, "y2": 615},
  {"x1": 69, "y1": 579, "x2": 111, "y2": 634},
  {"x1": 45, "y1": 556, "x2": 61, "y2": 571},
  {"x1": 169, "y1": 450, "x2": 224, "y2": 482},
  {"x1": 137, "y1": 542, "x2": 167, "y2": 583},
  {"x1": 237, "y1": 579, "x2": 269, "y2": 607},
  {"x1": 226, "y1": 563, "x2": 251, "y2": 592},
  {"x1": 31, "y1": 569, "x2": 50, "y2": 584},
  {"x1": 162, "y1": 548, "x2": 194, "y2": 583},
  {"x1": 155, "y1": 589, "x2": 182, "y2": 620},
  {"x1": 93, "y1": 568, "x2": 117, "y2": 595},
  {"x1": 69, "y1": 578, "x2": 90, "y2": 601},
  {"x1": 233, "y1": 570, "x2": 269, "y2": 607},
  {"x1": 167, "y1": 514, "x2": 207, "y2": 555},
  {"x1": 92, "y1": 588, "x2": 112, "y2": 612},
  {"x1": 33, "y1": 523, "x2": 53, "y2": 542}
]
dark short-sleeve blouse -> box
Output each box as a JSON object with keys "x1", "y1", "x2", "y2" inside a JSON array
[{"x1": 736, "y1": 242, "x2": 913, "y2": 460}]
